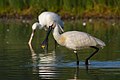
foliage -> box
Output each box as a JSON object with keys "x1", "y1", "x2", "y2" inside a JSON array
[{"x1": 0, "y1": 0, "x2": 120, "y2": 18}]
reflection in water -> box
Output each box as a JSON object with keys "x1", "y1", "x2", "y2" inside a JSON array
[
  {"x1": 28, "y1": 44, "x2": 38, "y2": 73},
  {"x1": 28, "y1": 41, "x2": 120, "y2": 79},
  {"x1": 28, "y1": 44, "x2": 82, "y2": 80},
  {"x1": 73, "y1": 66, "x2": 80, "y2": 80},
  {"x1": 38, "y1": 51, "x2": 57, "y2": 79},
  {"x1": 0, "y1": 19, "x2": 120, "y2": 80},
  {"x1": 29, "y1": 44, "x2": 58, "y2": 79}
]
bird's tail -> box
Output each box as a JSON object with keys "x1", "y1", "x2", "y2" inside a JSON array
[{"x1": 94, "y1": 37, "x2": 106, "y2": 48}]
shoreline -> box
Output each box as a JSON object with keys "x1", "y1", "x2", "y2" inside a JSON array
[
  {"x1": 0, "y1": 13, "x2": 120, "y2": 21},
  {"x1": 0, "y1": 15, "x2": 119, "y2": 26}
]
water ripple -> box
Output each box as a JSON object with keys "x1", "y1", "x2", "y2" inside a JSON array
[{"x1": 29, "y1": 61, "x2": 120, "y2": 69}]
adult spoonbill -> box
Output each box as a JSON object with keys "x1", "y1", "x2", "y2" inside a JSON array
[
  {"x1": 41, "y1": 23, "x2": 105, "y2": 65},
  {"x1": 28, "y1": 12, "x2": 64, "y2": 49}
]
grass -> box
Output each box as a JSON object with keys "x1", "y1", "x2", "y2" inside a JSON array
[{"x1": 0, "y1": 0, "x2": 120, "y2": 19}]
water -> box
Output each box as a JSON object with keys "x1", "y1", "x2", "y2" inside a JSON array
[{"x1": 0, "y1": 19, "x2": 120, "y2": 80}]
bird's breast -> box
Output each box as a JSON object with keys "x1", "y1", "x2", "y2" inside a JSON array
[{"x1": 58, "y1": 36, "x2": 66, "y2": 46}]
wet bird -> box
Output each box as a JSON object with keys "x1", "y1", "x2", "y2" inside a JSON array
[
  {"x1": 42, "y1": 23, "x2": 105, "y2": 65},
  {"x1": 28, "y1": 12, "x2": 64, "y2": 49}
]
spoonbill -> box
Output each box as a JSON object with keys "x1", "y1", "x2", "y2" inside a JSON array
[
  {"x1": 41, "y1": 23, "x2": 105, "y2": 65},
  {"x1": 28, "y1": 12, "x2": 64, "y2": 49}
]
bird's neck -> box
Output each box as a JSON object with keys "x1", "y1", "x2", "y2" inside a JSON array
[
  {"x1": 38, "y1": 24, "x2": 43, "y2": 29},
  {"x1": 53, "y1": 25, "x2": 61, "y2": 41}
]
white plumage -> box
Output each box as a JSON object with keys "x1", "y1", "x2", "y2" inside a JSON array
[
  {"x1": 28, "y1": 12, "x2": 64, "y2": 45},
  {"x1": 62, "y1": 31, "x2": 104, "y2": 50},
  {"x1": 38, "y1": 12, "x2": 64, "y2": 30},
  {"x1": 52, "y1": 24, "x2": 105, "y2": 65},
  {"x1": 53, "y1": 25, "x2": 105, "y2": 49}
]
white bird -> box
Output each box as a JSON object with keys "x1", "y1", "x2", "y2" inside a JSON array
[
  {"x1": 42, "y1": 23, "x2": 105, "y2": 65},
  {"x1": 28, "y1": 12, "x2": 64, "y2": 48}
]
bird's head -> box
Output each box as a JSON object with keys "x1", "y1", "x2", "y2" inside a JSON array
[{"x1": 51, "y1": 22, "x2": 64, "y2": 33}]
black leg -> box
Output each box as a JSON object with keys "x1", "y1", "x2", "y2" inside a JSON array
[
  {"x1": 85, "y1": 46, "x2": 99, "y2": 65},
  {"x1": 46, "y1": 37, "x2": 48, "y2": 51},
  {"x1": 74, "y1": 51, "x2": 79, "y2": 66},
  {"x1": 54, "y1": 40, "x2": 57, "y2": 50}
]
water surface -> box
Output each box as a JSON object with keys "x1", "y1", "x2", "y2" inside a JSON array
[{"x1": 0, "y1": 19, "x2": 120, "y2": 80}]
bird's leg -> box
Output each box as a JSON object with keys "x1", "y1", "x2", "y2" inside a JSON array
[
  {"x1": 46, "y1": 37, "x2": 49, "y2": 51},
  {"x1": 28, "y1": 30, "x2": 35, "y2": 45},
  {"x1": 76, "y1": 53, "x2": 79, "y2": 66},
  {"x1": 54, "y1": 40, "x2": 57, "y2": 50},
  {"x1": 85, "y1": 46, "x2": 99, "y2": 65},
  {"x1": 74, "y1": 51, "x2": 79, "y2": 66}
]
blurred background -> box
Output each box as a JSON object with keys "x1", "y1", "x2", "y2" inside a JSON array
[
  {"x1": 0, "y1": 0, "x2": 120, "y2": 80},
  {"x1": 0, "y1": 0, "x2": 120, "y2": 19}
]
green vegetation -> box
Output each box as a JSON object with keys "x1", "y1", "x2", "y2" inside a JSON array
[{"x1": 0, "y1": 0, "x2": 120, "y2": 19}]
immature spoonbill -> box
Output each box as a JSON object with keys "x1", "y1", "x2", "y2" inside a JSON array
[
  {"x1": 28, "y1": 12, "x2": 64, "y2": 48},
  {"x1": 42, "y1": 23, "x2": 105, "y2": 65}
]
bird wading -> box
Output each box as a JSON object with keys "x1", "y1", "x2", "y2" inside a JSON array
[
  {"x1": 28, "y1": 12, "x2": 64, "y2": 50},
  {"x1": 41, "y1": 23, "x2": 105, "y2": 66}
]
